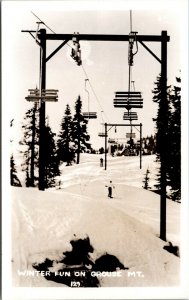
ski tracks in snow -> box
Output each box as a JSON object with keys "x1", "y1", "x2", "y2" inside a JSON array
[{"x1": 12, "y1": 197, "x2": 36, "y2": 285}]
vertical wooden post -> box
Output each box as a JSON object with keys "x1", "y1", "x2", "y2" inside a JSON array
[
  {"x1": 160, "y1": 31, "x2": 168, "y2": 241},
  {"x1": 105, "y1": 123, "x2": 107, "y2": 170},
  {"x1": 140, "y1": 123, "x2": 142, "y2": 169},
  {"x1": 30, "y1": 102, "x2": 37, "y2": 186},
  {"x1": 39, "y1": 29, "x2": 46, "y2": 191},
  {"x1": 76, "y1": 117, "x2": 81, "y2": 164}
]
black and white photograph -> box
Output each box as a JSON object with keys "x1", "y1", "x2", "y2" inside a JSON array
[{"x1": 1, "y1": 0, "x2": 189, "y2": 299}]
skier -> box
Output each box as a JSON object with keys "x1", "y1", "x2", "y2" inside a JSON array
[
  {"x1": 105, "y1": 181, "x2": 115, "y2": 198},
  {"x1": 100, "y1": 158, "x2": 103, "y2": 167},
  {"x1": 58, "y1": 180, "x2": 62, "y2": 189}
]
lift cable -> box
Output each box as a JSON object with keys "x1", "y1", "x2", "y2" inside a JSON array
[
  {"x1": 31, "y1": 11, "x2": 72, "y2": 48},
  {"x1": 128, "y1": 11, "x2": 139, "y2": 138},
  {"x1": 31, "y1": 11, "x2": 111, "y2": 123},
  {"x1": 128, "y1": 10, "x2": 138, "y2": 97},
  {"x1": 100, "y1": 110, "x2": 104, "y2": 124},
  {"x1": 31, "y1": 11, "x2": 56, "y2": 34},
  {"x1": 128, "y1": 10, "x2": 132, "y2": 95},
  {"x1": 130, "y1": 10, "x2": 132, "y2": 32},
  {"x1": 84, "y1": 79, "x2": 90, "y2": 117},
  {"x1": 131, "y1": 80, "x2": 135, "y2": 91},
  {"x1": 81, "y1": 65, "x2": 110, "y2": 123}
]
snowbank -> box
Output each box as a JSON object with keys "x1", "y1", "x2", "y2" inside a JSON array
[{"x1": 12, "y1": 185, "x2": 179, "y2": 287}]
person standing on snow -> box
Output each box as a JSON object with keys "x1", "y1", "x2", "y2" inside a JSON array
[
  {"x1": 105, "y1": 181, "x2": 115, "y2": 198},
  {"x1": 100, "y1": 158, "x2": 103, "y2": 167}
]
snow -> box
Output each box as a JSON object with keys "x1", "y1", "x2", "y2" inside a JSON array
[{"x1": 11, "y1": 154, "x2": 180, "y2": 289}]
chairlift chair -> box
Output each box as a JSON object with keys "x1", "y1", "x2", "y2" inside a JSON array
[
  {"x1": 82, "y1": 112, "x2": 97, "y2": 119},
  {"x1": 123, "y1": 111, "x2": 138, "y2": 121},
  {"x1": 108, "y1": 138, "x2": 116, "y2": 144},
  {"x1": 114, "y1": 91, "x2": 143, "y2": 110},
  {"x1": 98, "y1": 132, "x2": 108, "y2": 137}
]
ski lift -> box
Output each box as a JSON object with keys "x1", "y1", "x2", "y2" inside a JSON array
[
  {"x1": 70, "y1": 32, "x2": 82, "y2": 66},
  {"x1": 98, "y1": 111, "x2": 107, "y2": 137},
  {"x1": 108, "y1": 138, "x2": 117, "y2": 144},
  {"x1": 128, "y1": 31, "x2": 138, "y2": 66},
  {"x1": 83, "y1": 79, "x2": 97, "y2": 119},
  {"x1": 114, "y1": 91, "x2": 143, "y2": 110},
  {"x1": 83, "y1": 112, "x2": 97, "y2": 119},
  {"x1": 123, "y1": 111, "x2": 138, "y2": 121},
  {"x1": 98, "y1": 132, "x2": 107, "y2": 137},
  {"x1": 25, "y1": 88, "x2": 58, "y2": 102},
  {"x1": 126, "y1": 132, "x2": 136, "y2": 138}
]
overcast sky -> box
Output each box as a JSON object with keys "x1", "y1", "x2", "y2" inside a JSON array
[{"x1": 2, "y1": 0, "x2": 187, "y2": 150}]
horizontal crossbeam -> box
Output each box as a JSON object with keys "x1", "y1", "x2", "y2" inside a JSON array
[
  {"x1": 37, "y1": 32, "x2": 170, "y2": 42},
  {"x1": 106, "y1": 123, "x2": 142, "y2": 127}
]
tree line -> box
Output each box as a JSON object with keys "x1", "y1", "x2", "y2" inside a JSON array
[
  {"x1": 11, "y1": 95, "x2": 91, "y2": 188},
  {"x1": 11, "y1": 75, "x2": 181, "y2": 201},
  {"x1": 143, "y1": 75, "x2": 181, "y2": 201}
]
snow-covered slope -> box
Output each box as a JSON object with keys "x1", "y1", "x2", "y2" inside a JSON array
[
  {"x1": 11, "y1": 154, "x2": 180, "y2": 287},
  {"x1": 12, "y1": 187, "x2": 180, "y2": 288}
]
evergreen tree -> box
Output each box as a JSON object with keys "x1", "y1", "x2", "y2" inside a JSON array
[
  {"x1": 43, "y1": 123, "x2": 60, "y2": 188},
  {"x1": 25, "y1": 164, "x2": 31, "y2": 187},
  {"x1": 152, "y1": 74, "x2": 171, "y2": 193},
  {"x1": 142, "y1": 168, "x2": 150, "y2": 190},
  {"x1": 147, "y1": 135, "x2": 156, "y2": 154},
  {"x1": 21, "y1": 104, "x2": 60, "y2": 188},
  {"x1": 167, "y1": 77, "x2": 181, "y2": 201},
  {"x1": 21, "y1": 103, "x2": 39, "y2": 187},
  {"x1": 99, "y1": 147, "x2": 104, "y2": 154},
  {"x1": 10, "y1": 154, "x2": 21, "y2": 186},
  {"x1": 152, "y1": 74, "x2": 181, "y2": 201},
  {"x1": 57, "y1": 104, "x2": 75, "y2": 166},
  {"x1": 72, "y1": 96, "x2": 91, "y2": 164}
]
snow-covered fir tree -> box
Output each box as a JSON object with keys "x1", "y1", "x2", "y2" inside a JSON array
[
  {"x1": 72, "y1": 96, "x2": 91, "y2": 164},
  {"x1": 10, "y1": 154, "x2": 21, "y2": 187},
  {"x1": 43, "y1": 122, "x2": 60, "y2": 188},
  {"x1": 20, "y1": 103, "x2": 39, "y2": 187},
  {"x1": 57, "y1": 104, "x2": 75, "y2": 166},
  {"x1": 142, "y1": 168, "x2": 151, "y2": 190},
  {"x1": 167, "y1": 76, "x2": 181, "y2": 201},
  {"x1": 152, "y1": 74, "x2": 181, "y2": 201},
  {"x1": 152, "y1": 74, "x2": 171, "y2": 194}
]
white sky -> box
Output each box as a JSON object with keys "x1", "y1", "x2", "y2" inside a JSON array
[{"x1": 2, "y1": 0, "x2": 187, "y2": 150}]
